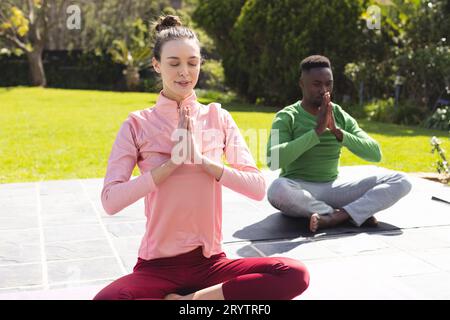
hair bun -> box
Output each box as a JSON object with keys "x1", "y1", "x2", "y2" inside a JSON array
[{"x1": 155, "y1": 15, "x2": 182, "y2": 32}]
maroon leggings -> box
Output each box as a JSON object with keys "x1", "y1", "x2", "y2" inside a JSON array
[{"x1": 93, "y1": 247, "x2": 309, "y2": 300}]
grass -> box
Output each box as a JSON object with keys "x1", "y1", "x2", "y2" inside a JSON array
[{"x1": 0, "y1": 87, "x2": 449, "y2": 183}]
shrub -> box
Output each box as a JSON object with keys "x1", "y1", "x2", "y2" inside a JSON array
[
  {"x1": 424, "y1": 106, "x2": 450, "y2": 132},
  {"x1": 194, "y1": 0, "x2": 367, "y2": 105},
  {"x1": 364, "y1": 98, "x2": 428, "y2": 126},
  {"x1": 197, "y1": 59, "x2": 226, "y2": 91}
]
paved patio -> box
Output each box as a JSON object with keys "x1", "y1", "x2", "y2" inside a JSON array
[{"x1": 0, "y1": 165, "x2": 449, "y2": 300}]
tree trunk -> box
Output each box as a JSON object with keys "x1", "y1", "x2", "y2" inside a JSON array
[
  {"x1": 359, "y1": 81, "x2": 364, "y2": 107},
  {"x1": 124, "y1": 66, "x2": 140, "y2": 91},
  {"x1": 27, "y1": 48, "x2": 47, "y2": 87}
]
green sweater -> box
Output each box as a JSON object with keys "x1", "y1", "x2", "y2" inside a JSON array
[{"x1": 266, "y1": 101, "x2": 382, "y2": 182}]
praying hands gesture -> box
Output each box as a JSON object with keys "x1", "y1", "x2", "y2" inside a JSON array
[
  {"x1": 172, "y1": 106, "x2": 224, "y2": 180},
  {"x1": 314, "y1": 92, "x2": 343, "y2": 141},
  {"x1": 172, "y1": 106, "x2": 204, "y2": 165}
]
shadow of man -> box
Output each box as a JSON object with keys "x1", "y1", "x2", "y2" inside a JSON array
[{"x1": 231, "y1": 212, "x2": 402, "y2": 256}]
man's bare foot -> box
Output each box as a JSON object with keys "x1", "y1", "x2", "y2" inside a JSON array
[
  {"x1": 361, "y1": 216, "x2": 378, "y2": 227},
  {"x1": 309, "y1": 213, "x2": 319, "y2": 232},
  {"x1": 309, "y1": 209, "x2": 350, "y2": 233},
  {"x1": 164, "y1": 293, "x2": 183, "y2": 300},
  {"x1": 309, "y1": 213, "x2": 331, "y2": 232}
]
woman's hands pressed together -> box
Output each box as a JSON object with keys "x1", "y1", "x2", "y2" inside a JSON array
[
  {"x1": 171, "y1": 106, "x2": 224, "y2": 180},
  {"x1": 172, "y1": 106, "x2": 204, "y2": 165}
]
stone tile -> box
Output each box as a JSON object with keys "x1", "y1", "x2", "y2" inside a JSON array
[
  {"x1": 105, "y1": 222, "x2": 145, "y2": 238},
  {"x1": 337, "y1": 248, "x2": 439, "y2": 278},
  {"x1": 0, "y1": 229, "x2": 40, "y2": 244},
  {"x1": 222, "y1": 242, "x2": 263, "y2": 258},
  {"x1": 119, "y1": 254, "x2": 139, "y2": 273},
  {"x1": 222, "y1": 201, "x2": 267, "y2": 217},
  {"x1": 223, "y1": 211, "x2": 308, "y2": 243},
  {"x1": 48, "y1": 281, "x2": 109, "y2": 300},
  {"x1": 39, "y1": 179, "x2": 83, "y2": 195},
  {"x1": 42, "y1": 211, "x2": 98, "y2": 226},
  {"x1": 79, "y1": 179, "x2": 103, "y2": 202},
  {"x1": 49, "y1": 278, "x2": 111, "y2": 291},
  {"x1": 378, "y1": 228, "x2": 450, "y2": 252},
  {"x1": 47, "y1": 257, "x2": 123, "y2": 284},
  {"x1": 253, "y1": 239, "x2": 339, "y2": 261},
  {"x1": 40, "y1": 197, "x2": 93, "y2": 216},
  {"x1": 0, "y1": 182, "x2": 36, "y2": 198},
  {"x1": 79, "y1": 178, "x2": 104, "y2": 186},
  {"x1": 0, "y1": 216, "x2": 39, "y2": 230},
  {"x1": 0, "y1": 242, "x2": 41, "y2": 265},
  {"x1": 0, "y1": 285, "x2": 44, "y2": 295},
  {"x1": 244, "y1": 198, "x2": 278, "y2": 216},
  {"x1": 99, "y1": 200, "x2": 146, "y2": 222},
  {"x1": 0, "y1": 264, "x2": 42, "y2": 288},
  {"x1": 112, "y1": 236, "x2": 141, "y2": 257},
  {"x1": 40, "y1": 193, "x2": 86, "y2": 206},
  {"x1": 299, "y1": 258, "x2": 426, "y2": 300},
  {"x1": 1, "y1": 204, "x2": 37, "y2": 216},
  {"x1": 1, "y1": 168, "x2": 450, "y2": 300},
  {"x1": 0, "y1": 195, "x2": 38, "y2": 217},
  {"x1": 46, "y1": 239, "x2": 113, "y2": 261},
  {"x1": 423, "y1": 226, "x2": 450, "y2": 244},
  {"x1": 43, "y1": 224, "x2": 104, "y2": 243},
  {"x1": 380, "y1": 197, "x2": 450, "y2": 229},
  {"x1": 318, "y1": 233, "x2": 391, "y2": 256},
  {"x1": 397, "y1": 272, "x2": 450, "y2": 299},
  {"x1": 0, "y1": 283, "x2": 106, "y2": 300},
  {"x1": 415, "y1": 248, "x2": 450, "y2": 272}
]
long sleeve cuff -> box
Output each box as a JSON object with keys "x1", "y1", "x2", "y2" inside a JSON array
[
  {"x1": 101, "y1": 171, "x2": 157, "y2": 215},
  {"x1": 218, "y1": 166, "x2": 266, "y2": 201}
]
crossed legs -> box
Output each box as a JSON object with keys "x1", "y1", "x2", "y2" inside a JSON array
[{"x1": 267, "y1": 170, "x2": 412, "y2": 232}]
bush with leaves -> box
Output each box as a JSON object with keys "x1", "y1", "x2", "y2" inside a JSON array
[
  {"x1": 430, "y1": 136, "x2": 449, "y2": 184},
  {"x1": 363, "y1": 98, "x2": 428, "y2": 126},
  {"x1": 109, "y1": 18, "x2": 152, "y2": 91},
  {"x1": 194, "y1": 0, "x2": 368, "y2": 106},
  {"x1": 424, "y1": 106, "x2": 450, "y2": 132},
  {"x1": 197, "y1": 59, "x2": 225, "y2": 91}
]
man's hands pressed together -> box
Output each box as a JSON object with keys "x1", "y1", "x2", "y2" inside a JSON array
[{"x1": 314, "y1": 92, "x2": 343, "y2": 142}]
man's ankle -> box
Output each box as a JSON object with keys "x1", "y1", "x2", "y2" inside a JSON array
[{"x1": 331, "y1": 208, "x2": 350, "y2": 224}]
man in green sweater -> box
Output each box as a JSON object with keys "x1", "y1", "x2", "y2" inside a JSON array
[{"x1": 266, "y1": 55, "x2": 412, "y2": 233}]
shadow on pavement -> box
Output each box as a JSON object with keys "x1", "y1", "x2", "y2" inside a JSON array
[{"x1": 232, "y1": 212, "x2": 402, "y2": 242}]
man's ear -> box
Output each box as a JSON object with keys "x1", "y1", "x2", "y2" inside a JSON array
[{"x1": 152, "y1": 57, "x2": 161, "y2": 73}]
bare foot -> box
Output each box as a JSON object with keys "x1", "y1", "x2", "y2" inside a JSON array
[
  {"x1": 361, "y1": 216, "x2": 378, "y2": 227},
  {"x1": 309, "y1": 213, "x2": 332, "y2": 233},
  {"x1": 164, "y1": 293, "x2": 183, "y2": 300},
  {"x1": 309, "y1": 209, "x2": 350, "y2": 233}
]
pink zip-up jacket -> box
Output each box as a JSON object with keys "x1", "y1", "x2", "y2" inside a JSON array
[{"x1": 101, "y1": 91, "x2": 266, "y2": 260}]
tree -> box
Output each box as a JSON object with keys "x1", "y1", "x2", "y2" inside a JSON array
[
  {"x1": 108, "y1": 18, "x2": 152, "y2": 91},
  {"x1": 1, "y1": 0, "x2": 49, "y2": 86},
  {"x1": 0, "y1": 0, "x2": 78, "y2": 87},
  {"x1": 194, "y1": 0, "x2": 368, "y2": 106},
  {"x1": 193, "y1": 0, "x2": 247, "y2": 93},
  {"x1": 348, "y1": 0, "x2": 450, "y2": 110},
  {"x1": 0, "y1": 0, "x2": 174, "y2": 87}
]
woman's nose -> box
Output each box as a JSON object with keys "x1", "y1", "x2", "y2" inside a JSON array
[{"x1": 178, "y1": 66, "x2": 188, "y2": 77}]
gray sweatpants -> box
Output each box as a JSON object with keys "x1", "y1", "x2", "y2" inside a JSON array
[{"x1": 267, "y1": 170, "x2": 412, "y2": 226}]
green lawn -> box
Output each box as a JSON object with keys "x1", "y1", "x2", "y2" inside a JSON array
[{"x1": 0, "y1": 87, "x2": 448, "y2": 183}]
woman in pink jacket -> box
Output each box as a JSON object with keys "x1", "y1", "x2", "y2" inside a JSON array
[{"x1": 93, "y1": 15, "x2": 309, "y2": 300}]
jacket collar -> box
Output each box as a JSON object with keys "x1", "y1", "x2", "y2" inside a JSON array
[{"x1": 154, "y1": 90, "x2": 199, "y2": 121}]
